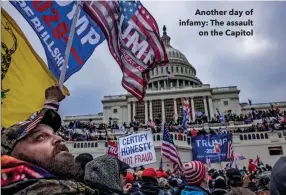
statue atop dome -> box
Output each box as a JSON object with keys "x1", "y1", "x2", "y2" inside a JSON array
[
  {"x1": 161, "y1": 25, "x2": 170, "y2": 46},
  {"x1": 163, "y1": 25, "x2": 167, "y2": 35}
]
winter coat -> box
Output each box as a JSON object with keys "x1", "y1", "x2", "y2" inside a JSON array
[
  {"x1": 211, "y1": 188, "x2": 228, "y2": 195},
  {"x1": 181, "y1": 185, "x2": 211, "y2": 195},
  {"x1": 131, "y1": 178, "x2": 170, "y2": 195}
]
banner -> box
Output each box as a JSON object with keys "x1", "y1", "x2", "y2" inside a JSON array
[
  {"x1": 10, "y1": 0, "x2": 105, "y2": 81},
  {"x1": 118, "y1": 131, "x2": 156, "y2": 167},
  {"x1": 1, "y1": 9, "x2": 69, "y2": 128},
  {"x1": 82, "y1": 1, "x2": 168, "y2": 100},
  {"x1": 107, "y1": 141, "x2": 118, "y2": 158},
  {"x1": 191, "y1": 134, "x2": 233, "y2": 163}
]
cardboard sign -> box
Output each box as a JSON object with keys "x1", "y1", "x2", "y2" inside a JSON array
[{"x1": 118, "y1": 130, "x2": 156, "y2": 167}]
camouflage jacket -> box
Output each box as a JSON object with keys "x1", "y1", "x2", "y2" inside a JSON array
[{"x1": 2, "y1": 178, "x2": 98, "y2": 195}]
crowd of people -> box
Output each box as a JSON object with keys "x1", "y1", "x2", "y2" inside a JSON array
[
  {"x1": 61, "y1": 106, "x2": 286, "y2": 140},
  {"x1": 1, "y1": 84, "x2": 286, "y2": 195},
  {"x1": 73, "y1": 152, "x2": 279, "y2": 195}
]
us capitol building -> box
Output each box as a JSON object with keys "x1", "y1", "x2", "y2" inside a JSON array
[
  {"x1": 64, "y1": 26, "x2": 286, "y2": 169},
  {"x1": 101, "y1": 26, "x2": 241, "y2": 125}
]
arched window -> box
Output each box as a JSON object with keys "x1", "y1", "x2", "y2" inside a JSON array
[
  {"x1": 256, "y1": 134, "x2": 260, "y2": 139},
  {"x1": 261, "y1": 133, "x2": 264, "y2": 139},
  {"x1": 181, "y1": 67, "x2": 183, "y2": 73},
  {"x1": 252, "y1": 134, "x2": 256, "y2": 139},
  {"x1": 265, "y1": 133, "x2": 268, "y2": 139},
  {"x1": 175, "y1": 134, "x2": 177, "y2": 140},
  {"x1": 91, "y1": 142, "x2": 94, "y2": 148},
  {"x1": 244, "y1": 134, "x2": 247, "y2": 140},
  {"x1": 171, "y1": 134, "x2": 174, "y2": 140},
  {"x1": 74, "y1": 143, "x2": 77, "y2": 148},
  {"x1": 81, "y1": 143, "x2": 83, "y2": 148},
  {"x1": 176, "y1": 67, "x2": 179, "y2": 73},
  {"x1": 77, "y1": 143, "x2": 80, "y2": 148},
  {"x1": 84, "y1": 143, "x2": 87, "y2": 148},
  {"x1": 248, "y1": 134, "x2": 251, "y2": 140},
  {"x1": 88, "y1": 143, "x2": 91, "y2": 148},
  {"x1": 171, "y1": 66, "x2": 174, "y2": 73},
  {"x1": 95, "y1": 142, "x2": 98, "y2": 147},
  {"x1": 240, "y1": 135, "x2": 243, "y2": 140}
]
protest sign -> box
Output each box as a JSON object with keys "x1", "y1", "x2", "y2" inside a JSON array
[
  {"x1": 10, "y1": 0, "x2": 105, "y2": 81},
  {"x1": 191, "y1": 134, "x2": 232, "y2": 163},
  {"x1": 108, "y1": 141, "x2": 118, "y2": 158},
  {"x1": 118, "y1": 130, "x2": 156, "y2": 167}
]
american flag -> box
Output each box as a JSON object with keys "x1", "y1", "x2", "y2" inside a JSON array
[
  {"x1": 167, "y1": 71, "x2": 175, "y2": 79},
  {"x1": 161, "y1": 124, "x2": 183, "y2": 173},
  {"x1": 227, "y1": 140, "x2": 233, "y2": 160},
  {"x1": 182, "y1": 98, "x2": 190, "y2": 130},
  {"x1": 82, "y1": 1, "x2": 168, "y2": 100},
  {"x1": 206, "y1": 157, "x2": 211, "y2": 168}
]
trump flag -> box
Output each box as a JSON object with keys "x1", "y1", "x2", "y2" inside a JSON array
[
  {"x1": 82, "y1": 1, "x2": 168, "y2": 100},
  {"x1": 10, "y1": 0, "x2": 105, "y2": 81},
  {"x1": 191, "y1": 134, "x2": 233, "y2": 163}
]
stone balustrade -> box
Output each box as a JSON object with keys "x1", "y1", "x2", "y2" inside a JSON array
[{"x1": 66, "y1": 130, "x2": 286, "y2": 152}]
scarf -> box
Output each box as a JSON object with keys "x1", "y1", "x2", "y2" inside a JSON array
[{"x1": 1, "y1": 155, "x2": 56, "y2": 187}]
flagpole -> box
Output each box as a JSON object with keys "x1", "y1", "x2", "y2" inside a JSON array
[{"x1": 59, "y1": 1, "x2": 81, "y2": 90}]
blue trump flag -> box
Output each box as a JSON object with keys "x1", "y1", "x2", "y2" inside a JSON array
[
  {"x1": 10, "y1": 0, "x2": 105, "y2": 81},
  {"x1": 191, "y1": 134, "x2": 233, "y2": 164}
]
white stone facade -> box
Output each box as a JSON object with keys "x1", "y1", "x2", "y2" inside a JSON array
[
  {"x1": 102, "y1": 85, "x2": 241, "y2": 125},
  {"x1": 66, "y1": 130, "x2": 286, "y2": 169}
]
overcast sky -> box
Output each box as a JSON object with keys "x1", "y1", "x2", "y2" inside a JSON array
[{"x1": 3, "y1": 1, "x2": 286, "y2": 117}]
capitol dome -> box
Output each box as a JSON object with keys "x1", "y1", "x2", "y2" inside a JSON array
[{"x1": 148, "y1": 26, "x2": 202, "y2": 90}]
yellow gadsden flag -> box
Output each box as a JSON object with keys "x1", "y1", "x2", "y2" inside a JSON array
[{"x1": 1, "y1": 9, "x2": 69, "y2": 128}]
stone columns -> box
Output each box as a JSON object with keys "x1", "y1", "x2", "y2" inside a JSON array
[
  {"x1": 127, "y1": 103, "x2": 131, "y2": 123},
  {"x1": 161, "y1": 99, "x2": 165, "y2": 122},
  {"x1": 145, "y1": 101, "x2": 148, "y2": 124},
  {"x1": 164, "y1": 80, "x2": 167, "y2": 89},
  {"x1": 171, "y1": 81, "x2": 173, "y2": 88},
  {"x1": 177, "y1": 80, "x2": 179, "y2": 88},
  {"x1": 208, "y1": 97, "x2": 214, "y2": 119},
  {"x1": 174, "y1": 98, "x2": 177, "y2": 121},
  {"x1": 191, "y1": 98, "x2": 195, "y2": 121},
  {"x1": 158, "y1": 81, "x2": 161, "y2": 89},
  {"x1": 183, "y1": 80, "x2": 186, "y2": 87},
  {"x1": 149, "y1": 100, "x2": 153, "y2": 120},
  {"x1": 203, "y1": 96, "x2": 209, "y2": 119},
  {"x1": 152, "y1": 82, "x2": 154, "y2": 90},
  {"x1": 132, "y1": 101, "x2": 136, "y2": 120}
]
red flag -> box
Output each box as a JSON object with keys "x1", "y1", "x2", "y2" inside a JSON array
[{"x1": 108, "y1": 141, "x2": 118, "y2": 158}]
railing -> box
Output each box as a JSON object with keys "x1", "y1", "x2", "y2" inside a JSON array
[
  {"x1": 238, "y1": 132, "x2": 269, "y2": 141},
  {"x1": 68, "y1": 130, "x2": 286, "y2": 150}
]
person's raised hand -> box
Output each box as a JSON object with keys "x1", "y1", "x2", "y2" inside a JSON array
[{"x1": 45, "y1": 85, "x2": 65, "y2": 102}]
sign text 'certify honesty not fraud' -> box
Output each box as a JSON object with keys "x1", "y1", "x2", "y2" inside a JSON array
[{"x1": 118, "y1": 131, "x2": 156, "y2": 167}]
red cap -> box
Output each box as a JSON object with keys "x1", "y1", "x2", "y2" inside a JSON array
[
  {"x1": 162, "y1": 172, "x2": 168, "y2": 179},
  {"x1": 156, "y1": 171, "x2": 163, "y2": 178},
  {"x1": 125, "y1": 173, "x2": 134, "y2": 183},
  {"x1": 142, "y1": 168, "x2": 157, "y2": 180}
]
